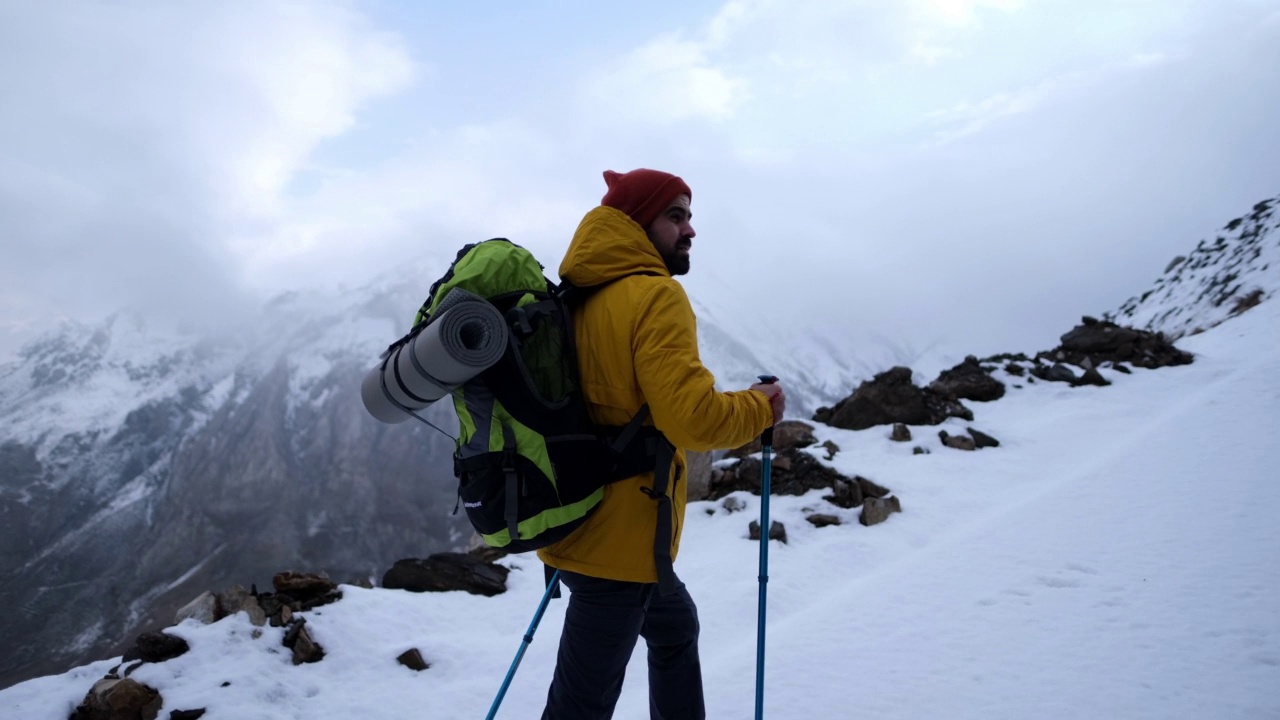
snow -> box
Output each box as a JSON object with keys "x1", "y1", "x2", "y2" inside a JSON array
[
  {"x1": 1111, "y1": 195, "x2": 1279, "y2": 341},
  {"x1": 4, "y1": 297, "x2": 1279, "y2": 719}
]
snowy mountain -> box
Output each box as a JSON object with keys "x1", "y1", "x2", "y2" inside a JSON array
[
  {"x1": 0, "y1": 262, "x2": 855, "y2": 689},
  {"x1": 2, "y1": 196, "x2": 1277, "y2": 719},
  {"x1": 1108, "y1": 194, "x2": 1279, "y2": 339}
]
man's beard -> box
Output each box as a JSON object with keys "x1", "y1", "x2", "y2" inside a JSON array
[{"x1": 663, "y1": 239, "x2": 692, "y2": 276}]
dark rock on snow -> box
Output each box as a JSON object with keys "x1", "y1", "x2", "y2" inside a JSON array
[
  {"x1": 929, "y1": 355, "x2": 1007, "y2": 402},
  {"x1": 382, "y1": 553, "x2": 510, "y2": 597},
  {"x1": 749, "y1": 520, "x2": 787, "y2": 543},
  {"x1": 816, "y1": 367, "x2": 973, "y2": 431},
  {"x1": 860, "y1": 496, "x2": 903, "y2": 527},
  {"x1": 806, "y1": 513, "x2": 842, "y2": 528}
]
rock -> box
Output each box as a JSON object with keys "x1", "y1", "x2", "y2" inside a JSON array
[
  {"x1": 857, "y1": 476, "x2": 891, "y2": 498},
  {"x1": 133, "y1": 632, "x2": 189, "y2": 663},
  {"x1": 1074, "y1": 366, "x2": 1111, "y2": 387},
  {"x1": 821, "y1": 366, "x2": 973, "y2": 431},
  {"x1": 1031, "y1": 363, "x2": 1079, "y2": 384},
  {"x1": 806, "y1": 513, "x2": 841, "y2": 528},
  {"x1": 728, "y1": 420, "x2": 818, "y2": 457},
  {"x1": 966, "y1": 428, "x2": 1000, "y2": 449},
  {"x1": 824, "y1": 477, "x2": 863, "y2": 509},
  {"x1": 170, "y1": 710, "x2": 206, "y2": 720},
  {"x1": 1004, "y1": 363, "x2": 1026, "y2": 376},
  {"x1": 939, "y1": 431, "x2": 976, "y2": 451},
  {"x1": 929, "y1": 356, "x2": 1007, "y2": 402},
  {"x1": 382, "y1": 553, "x2": 510, "y2": 596},
  {"x1": 890, "y1": 423, "x2": 912, "y2": 442},
  {"x1": 396, "y1": 648, "x2": 430, "y2": 672},
  {"x1": 282, "y1": 618, "x2": 324, "y2": 665},
  {"x1": 912, "y1": 446, "x2": 929, "y2": 455},
  {"x1": 1108, "y1": 362, "x2": 1133, "y2": 374},
  {"x1": 1047, "y1": 317, "x2": 1193, "y2": 369},
  {"x1": 272, "y1": 572, "x2": 339, "y2": 609},
  {"x1": 685, "y1": 450, "x2": 713, "y2": 501},
  {"x1": 706, "y1": 449, "x2": 848, "y2": 501},
  {"x1": 820, "y1": 440, "x2": 839, "y2": 460},
  {"x1": 174, "y1": 591, "x2": 217, "y2": 625},
  {"x1": 748, "y1": 520, "x2": 787, "y2": 543},
  {"x1": 860, "y1": 496, "x2": 902, "y2": 527},
  {"x1": 242, "y1": 597, "x2": 268, "y2": 627},
  {"x1": 71, "y1": 677, "x2": 162, "y2": 720},
  {"x1": 722, "y1": 496, "x2": 747, "y2": 514}
]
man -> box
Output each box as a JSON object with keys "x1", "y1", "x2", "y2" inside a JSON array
[{"x1": 539, "y1": 168, "x2": 786, "y2": 719}]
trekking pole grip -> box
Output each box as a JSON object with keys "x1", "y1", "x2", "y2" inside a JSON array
[{"x1": 758, "y1": 374, "x2": 778, "y2": 446}]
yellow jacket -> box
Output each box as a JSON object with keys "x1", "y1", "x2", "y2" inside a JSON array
[{"x1": 536, "y1": 206, "x2": 774, "y2": 582}]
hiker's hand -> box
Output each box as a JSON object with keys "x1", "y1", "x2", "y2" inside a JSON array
[{"x1": 750, "y1": 382, "x2": 785, "y2": 425}]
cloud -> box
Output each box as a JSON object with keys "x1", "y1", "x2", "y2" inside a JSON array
[
  {"x1": 580, "y1": 33, "x2": 747, "y2": 124},
  {"x1": 0, "y1": 1, "x2": 413, "y2": 354},
  {"x1": 2, "y1": 0, "x2": 1277, "y2": 371}
]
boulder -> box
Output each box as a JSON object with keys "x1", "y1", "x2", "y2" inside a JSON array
[
  {"x1": 929, "y1": 356, "x2": 1006, "y2": 402},
  {"x1": 820, "y1": 367, "x2": 973, "y2": 431},
  {"x1": 1047, "y1": 316, "x2": 1193, "y2": 369},
  {"x1": 890, "y1": 423, "x2": 912, "y2": 442},
  {"x1": 70, "y1": 677, "x2": 162, "y2": 720},
  {"x1": 860, "y1": 496, "x2": 902, "y2": 527},
  {"x1": 820, "y1": 440, "x2": 840, "y2": 460},
  {"x1": 174, "y1": 592, "x2": 217, "y2": 625},
  {"x1": 131, "y1": 632, "x2": 189, "y2": 664},
  {"x1": 273, "y1": 572, "x2": 336, "y2": 602},
  {"x1": 721, "y1": 496, "x2": 747, "y2": 514},
  {"x1": 382, "y1": 553, "x2": 510, "y2": 597}
]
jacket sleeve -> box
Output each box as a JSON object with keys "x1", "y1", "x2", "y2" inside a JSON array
[{"x1": 632, "y1": 279, "x2": 774, "y2": 452}]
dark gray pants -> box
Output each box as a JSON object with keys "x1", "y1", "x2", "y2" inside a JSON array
[{"x1": 541, "y1": 571, "x2": 704, "y2": 720}]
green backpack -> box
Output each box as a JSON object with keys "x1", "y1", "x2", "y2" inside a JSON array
[{"x1": 410, "y1": 239, "x2": 669, "y2": 554}]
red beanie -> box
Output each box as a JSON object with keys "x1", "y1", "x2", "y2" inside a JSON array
[{"x1": 600, "y1": 169, "x2": 692, "y2": 229}]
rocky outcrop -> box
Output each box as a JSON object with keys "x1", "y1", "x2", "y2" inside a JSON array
[
  {"x1": 707, "y1": 449, "x2": 848, "y2": 501},
  {"x1": 727, "y1": 421, "x2": 818, "y2": 458},
  {"x1": 814, "y1": 367, "x2": 973, "y2": 431},
  {"x1": 929, "y1": 356, "x2": 1006, "y2": 402},
  {"x1": 1044, "y1": 316, "x2": 1194, "y2": 369}
]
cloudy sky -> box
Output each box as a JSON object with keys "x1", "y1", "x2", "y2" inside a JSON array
[{"x1": 2, "y1": 0, "x2": 1278, "y2": 364}]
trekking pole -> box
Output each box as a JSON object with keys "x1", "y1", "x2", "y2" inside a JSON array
[
  {"x1": 486, "y1": 570, "x2": 561, "y2": 720},
  {"x1": 755, "y1": 374, "x2": 778, "y2": 720}
]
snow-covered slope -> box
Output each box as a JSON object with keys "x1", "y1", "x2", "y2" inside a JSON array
[
  {"x1": 1109, "y1": 194, "x2": 1279, "y2": 339},
  {"x1": 5, "y1": 247, "x2": 1277, "y2": 720}
]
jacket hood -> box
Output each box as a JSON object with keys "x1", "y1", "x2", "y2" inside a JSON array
[{"x1": 558, "y1": 206, "x2": 670, "y2": 287}]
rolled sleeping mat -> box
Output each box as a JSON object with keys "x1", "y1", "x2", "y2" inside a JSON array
[{"x1": 361, "y1": 289, "x2": 509, "y2": 423}]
